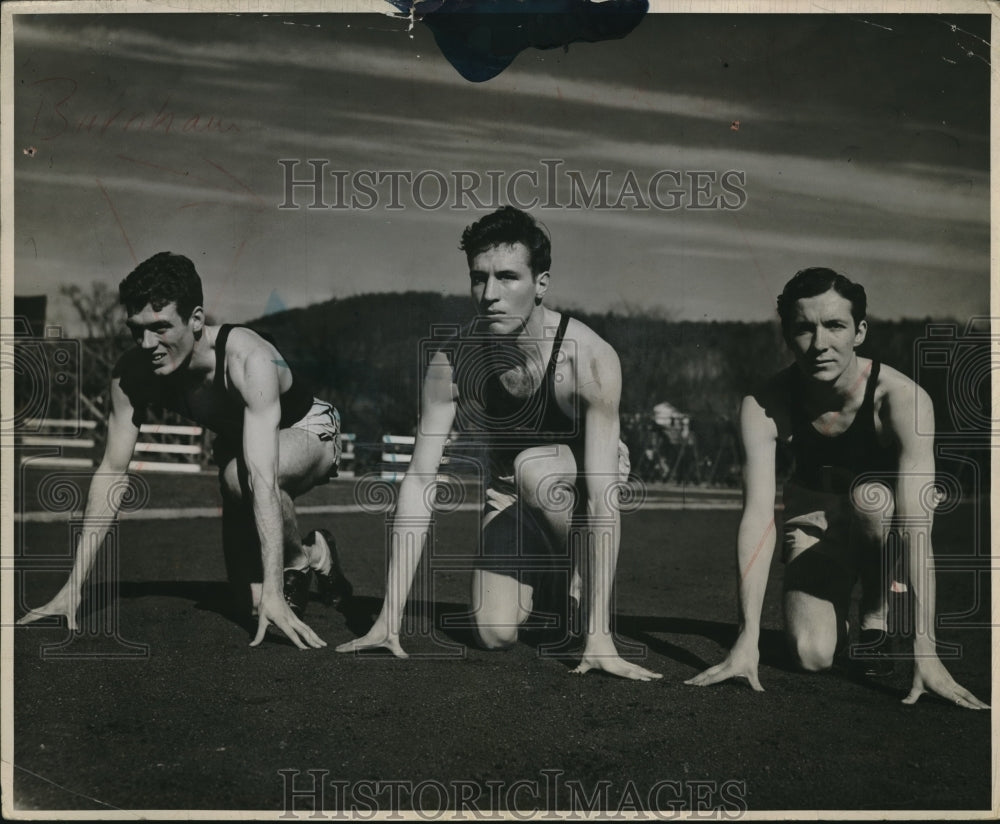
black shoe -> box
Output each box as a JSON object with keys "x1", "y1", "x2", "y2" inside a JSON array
[
  {"x1": 305, "y1": 528, "x2": 353, "y2": 607},
  {"x1": 283, "y1": 567, "x2": 313, "y2": 618},
  {"x1": 853, "y1": 628, "x2": 895, "y2": 677}
]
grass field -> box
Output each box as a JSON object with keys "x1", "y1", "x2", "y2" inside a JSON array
[{"x1": 10, "y1": 473, "x2": 993, "y2": 815}]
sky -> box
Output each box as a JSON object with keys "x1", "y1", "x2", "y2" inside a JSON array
[{"x1": 10, "y1": 7, "x2": 990, "y2": 333}]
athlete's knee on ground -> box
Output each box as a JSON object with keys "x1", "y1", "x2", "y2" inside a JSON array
[
  {"x1": 787, "y1": 624, "x2": 837, "y2": 672},
  {"x1": 470, "y1": 569, "x2": 532, "y2": 650},
  {"x1": 784, "y1": 587, "x2": 842, "y2": 672},
  {"x1": 473, "y1": 616, "x2": 520, "y2": 650}
]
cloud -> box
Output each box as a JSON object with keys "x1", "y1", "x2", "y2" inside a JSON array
[
  {"x1": 12, "y1": 12, "x2": 988, "y2": 326},
  {"x1": 565, "y1": 137, "x2": 987, "y2": 226},
  {"x1": 15, "y1": 16, "x2": 766, "y2": 124},
  {"x1": 655, "y1": 223, "x2": 985, "y2": 273}
]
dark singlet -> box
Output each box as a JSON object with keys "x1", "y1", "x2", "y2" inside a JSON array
[
  {"x1": 788, "y1": 359, "x2": 894, "y2": 493},
  {"x1": 116, "y1": 324, "x2": 313, "y2": 434},
  {"x1": 479, "y1": 314, "x2": 579, "y2": 482}
]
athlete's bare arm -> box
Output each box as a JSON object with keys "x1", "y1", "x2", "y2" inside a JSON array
[
  {"x1": 226, "y1": 338, "x2": 326, "y2": 650},
  {"x1": 18, "y1": 372, "x2": 141, "y2": 629},
  {"x1": 336, "y1": 348, "x2": 457, "y2": 657},
  {"x1": 570, "y1": 333, "x2": 661, "y2": 682},
  {"x1": 686, "y1": 388, "x2": 779, "y2": 690},
  {"x1": 882, "y1": 371, "x2": 988, "y2": 709}
]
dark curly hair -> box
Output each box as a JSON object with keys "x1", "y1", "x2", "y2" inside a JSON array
[
  {"x1": 777, "y1": 267, "x2": 867, "y2": 337},
  {"x1": 459, "y1": 206, "x2": 551, "y2": 276},
  {"x1": 119, "y1": 252, "x2": 204, "y2": 320}
]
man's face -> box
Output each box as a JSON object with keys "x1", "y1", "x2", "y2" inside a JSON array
[
  {"x1": 125, "y1": 301, "x2": 202, "y2": 376},
  {"x1": 785, "y1": 288, "x2": 867, "y2": 383},
  {"x1": 469, "y1": 242, "x2": 548, "y2": 336}
]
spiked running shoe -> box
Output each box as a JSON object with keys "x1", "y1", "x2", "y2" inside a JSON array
[
  {"x1": 305, "y1": 528, "x2": 353, "y2": 607},
  {"x1": 854, "y1": 628, "x2": 895, "y2": 678},
  {"x1": 282, "y1": 567, "x2": 313, "y2": 618}
]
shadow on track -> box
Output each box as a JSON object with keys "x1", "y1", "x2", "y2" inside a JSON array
[
  {"x1": 112, "y1": 583, "x2": 915, "y2": 698},
  {"x1": 115, "y1": 580, "x2": 361, "y2": 648},
  {"x1": 611, "y1": 614, "x2": 788, "y2": 672}
]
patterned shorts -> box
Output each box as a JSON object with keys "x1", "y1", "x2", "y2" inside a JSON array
[
  {"x1": 290, "y1": 399, "x2": 343, "y2": 472},
  {"x1": 213, "y1": 398, "x2": 342, "y2": 471}
]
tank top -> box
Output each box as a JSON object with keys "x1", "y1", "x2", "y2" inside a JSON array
[
  {"x1": 788, "y1": 359, "x2": 895, "y2": 492},
  {"x1": 116, "y1": 324, "x2": 313, "y2": 434},
  {"x1": 477, "y1": 314, "x2": 580, "y2": 482}
]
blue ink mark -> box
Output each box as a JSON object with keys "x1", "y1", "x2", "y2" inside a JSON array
[
  {"x1": 265, "y1": 289, "x2": 287, "y2": 316},
  {"x1": 388, "y1": 0, "x2": 648, "y2": 82}
]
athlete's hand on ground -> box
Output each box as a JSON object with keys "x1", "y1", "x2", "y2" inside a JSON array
[
  {"x1": 684, "y1": 635, "x2": 763, "y2": 691},
  {"x1": 334, "y1": 616, "x2": 408, "y2": 658},
  {"x1": 251, "y1": 593, "x2": 327, "y2": 650},
  {"x1": 17, "y1": 588, "x2": 82, "y2": 631},
  {"x1": 904, "y1": 656, "x2": 989, "y2": 710},
  {"x1": 571, "y1": 649, "x2": 662, "y2": 681}
]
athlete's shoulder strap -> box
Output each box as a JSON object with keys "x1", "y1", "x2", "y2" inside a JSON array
[
  {"x1": 547, "y1": 314, "x2": 571, "y2": 375},
  {"x1": 862, "y1": 359, "x2": 881, "y2": 406},
  {"x1": 214, "y1": 324, "x2": 237, "y2": 391}
]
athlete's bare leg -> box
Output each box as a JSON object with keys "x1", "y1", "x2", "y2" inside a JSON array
[
  {"x1": 783, "y1": 480, "x2": 895, "y2": 671},
  {"x1": 219, "y1": 429, "x2": 339, "y2": 607},
  {"x1": 471, "y1": 444, "x2": 578, "y2": 649},
  {"x1": 851, "y1": 481, "x2": 896, "y2": 633}
]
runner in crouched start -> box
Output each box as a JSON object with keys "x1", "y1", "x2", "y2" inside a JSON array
[
  {"x1": 19, "y1": 252, "x2": 352, "y2": 648},
  {"x1": 338, "y1": 206, "x2": 660, "y2": 681},
  {"x1": 686, "y1": 267, "x2": 987, "y2": 709}
]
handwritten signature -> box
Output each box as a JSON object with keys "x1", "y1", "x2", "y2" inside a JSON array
[{"x1": 29, "y1": 77, "x2": 240, "y2": 141}]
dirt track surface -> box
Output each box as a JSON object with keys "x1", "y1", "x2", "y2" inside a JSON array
[{"x1": 11, "y1": 475, "x2": 992, "y2": 815}]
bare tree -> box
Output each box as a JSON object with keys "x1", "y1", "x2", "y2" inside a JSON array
[{"x1": 60, "y1": 282, "x2": 125, "y2": 340}]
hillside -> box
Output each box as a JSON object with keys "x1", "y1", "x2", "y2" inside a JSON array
[
  {"x1": 34, "y1": 289, "x2": 984, "y2": 487},
  {"x1": 241, "y1": 292, "x2": 983, "y2": 486},
  {"x1": 247, "y1": 291, "x2": 956, "y2": 428}
]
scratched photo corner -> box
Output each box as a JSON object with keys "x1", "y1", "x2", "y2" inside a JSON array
[{"x1": 2, "y1": 1, "x2": 994, "y2": 819}]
